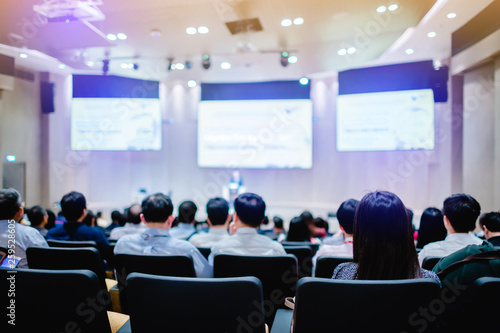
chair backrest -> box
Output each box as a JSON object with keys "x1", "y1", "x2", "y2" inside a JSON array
[
  {"x1": 47, "y1": 239, "x2": 98, "y2": 248},
  {"x1": 292, "y1": 277, "x2": 441, "y2": 333},
  {"x1": 281, "y1": 241, "x2": 319, "y2": 255},
  {"x1": 114, "y1": 254, "x2": 196, "y2": 314},
  {"x1": 314, "y1": 256, "x2": 353, "y2": 278},
  {"x1": 421, "y1": 256, "x2": 442, "y2": 270},
  {"x1": 197, "y1": 247, "x2": 211, "y2": 259},
  {"x1": 126, "y1": 273, "x2": 266, "y2": 333},
  {"x1": 0, "y1": 268, "x2": 111, "y2": 333},
  {"x1": 214, "y1": 254, "x2": 298, "y2": 326},
  {"x1": 27, "y1": 246, "x2": 107, "y2": 290},
  {"x1": 284, "y1": 246, "x2": 313, "y2": 277}
]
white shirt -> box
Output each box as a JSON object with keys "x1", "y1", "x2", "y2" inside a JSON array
[
  {"x1": 114, "y1": 227, "x2": 212, "y2": 278},
  {"x1": 0, "y1": 220, "x2": 49, "y2": 268},
  {"x1": 189, "y1": 228, "x2": 229, "y2": 248},
  {"x1": 209, "y1": 227, "x2": 287, "y2": 265},
  {"x1": 109, "y1": 222, "x2": 147, "y2": 240},
  {"x1": 313, "y1": 236, "x2": 353, "y2": 266},
  {"x1": 418, "y1": 232, "x2": 483, "y2": 265},
  {"x1": 169, "y1": 223, "x2": 196, "y2": 240}
]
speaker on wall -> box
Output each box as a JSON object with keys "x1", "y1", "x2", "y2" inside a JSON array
[{"x1": 40, "y1": 81, "x2": 55, "y2": 113}]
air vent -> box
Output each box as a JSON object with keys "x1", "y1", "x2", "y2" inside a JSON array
[{"x1": 225, "y1": 18, "x2": 263, "y2": 35}]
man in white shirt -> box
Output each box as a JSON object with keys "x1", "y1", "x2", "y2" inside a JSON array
[
  {"x1": 109, "y1": 204, "x2": 146, "y2": 240},
  {"x1": 313, "y1": 199, "x2": 359, "y2": 266},
  {"x1": 418, "y1": 193, "x2": 483, "y2": 265},
  {"x1": 209, "y1": 193, "x2": 286, "y2": 265},
  {"x1": 189, "y1": 197, "x2": 230, "y2": 248},
  {"x1": 170, "y1": 201, "x2": 197, "y2": 240},
  {"x1": 114, "y1": 193, "x2": 211, "y2": 278},
  {"x1": 0, "y1": 188, "x2": 48, "y2": 268}
]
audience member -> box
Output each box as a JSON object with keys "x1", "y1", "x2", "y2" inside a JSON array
[
  {"x1": 27, "y1": 205, "x2": 49, "y2": 237},
  {"x1": 104, "y1": 210, "x2": 122, "y2": 235},
  {"x1": 109, "y1": 204, "x2": 146, "y2": 240},
  {"x1": 114, "y1": 193, "x2": 211, "y2": 278},
  {"x1": 189, "y1": 197, "x2": 230, "y2": 248},
  {"x1": 416, "y1": 207, "x2": 446, "y2": 249},
  {"x1": 313, "y1": 199, "x2": 359, "y2": 265},
  {"x1": 45, "y1": 209, "x2": 56, "y2": 230},
  {"x1": 273, "y1": 216, "x2": 286, "y2": 242},
  {"x1": 314, "y1": 217, "x2": 329, "y2": 238},
  {"x1": 418, "y1": 194, "x2": 482, "y2": 265},
  {"x1": 170, "y1": 200, "x2": 197, "y2": 240},
  {"x1": 0, "y1": 188, "x2": 48, "y2": 268},
  {"x1": 479, "y1": 212, "x2": 500, "y2": 246},
  {"x1": 333, "y1": 191, "x2": 440, "y2": 285},
  {"x1": 209, "y1": 193, "x2": 286, "y2": 264},
  {"x1": 300, "y1": 211, "x2": 316, "y2": 237},
  {"x1": 286, "y1": 216, "x2": 311, "y2": 242},
  {"x1": 82, "y1": 210, "x2": 97, "y2": 227}
]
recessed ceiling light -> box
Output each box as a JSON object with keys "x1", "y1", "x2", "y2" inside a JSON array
[
  {"x1": 107, "y1": 33, "x2": 117, "y2": 41},
  {"x1": 117, "y1": 33, "x2": 127, "y2": 40},
  {"x1": 19, "y1": 53, "x2": 28, "y2": 59},
  {"x1": 405, "y1": 48, "x2": 414, "y2": 55},
  {"x1": 447, "y1": 12, "x2": 457, "y2": 19},
  {"x1": 58, "y1": 64, "x2": 66, "y2": 69},
  {"x1": 293, "y1": 17, "x2": 304, "y2": 25},
  {"x1": 288, "y1": 55, "x2": 298, "y2": 64},
  {"x1": 186, "y1": 27, "x2": 197, "y2": 35},
  {"x1": 347, "y1": 47, "x2": 356, "y2": 54},
  {"x1": 299, "y1": 77, "x2": 309, "y2": 85},
  {"x1": 281, "y1": 19, "x2": 292, "y2": 27},
  {"x1": 337, "y1": 48, "x2": 347, "y2": 56},
  {"x1": 175, "y1": 63, "x2": 185, "y2": 70},
  {"x1": 427, "y1": 31, "x2": 437, "y2": 38},
  {"x1": 198, "y1": 26, "x2": 209, "y2": 34},
  {"x1": 221, "y1": 62, "x2": 231, "y2": 69},
  {"x1": 376, "y1": 6, "x2": 387, "y2": 13},
  {"x1": 388, "y1": 4, "x2": 399, "y2": 11},
  {"x1": 187, "y1": 80, "x2": 197, "y2": 88}
]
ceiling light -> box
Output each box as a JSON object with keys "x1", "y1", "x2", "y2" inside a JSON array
[
  {"x1": 221, "y1": 62, "x2": 231, "y2": 69},
  {"x1": 107, "y1": 33, "x2": 117, "y2": 41},
  {"x1": 19, "y1": 53, "x2": 28, "y2": 58},
  {"x1": 299, "y1": 77, "x2": 309, "y2": 85},
  {"x1": 120, "y1": 63, "x2": 129, "y2": 69},
  {"x1": 151, "y1": 29, "x2": 161, "y2": 38},
  {"x1": 117, "y1": 33, "x2": 127, "y2": 40},
  {"x1": 427, "y1": 31, "x2": 437, "y2": 38},
  {"x1": 198, "y1": 26, "x2": 209, "y2": 34},
  {"x1": 337, "y1": 48, "x2": 347, "y2": 56},
  {"x1": 376, "y1": 6, "x2": 387, "y2": 13},
  {"x1": 388, "y1": 4, "x2": 399, "y2": 11},
  {"x1": 281, "y1": 19, "x2": 292, "y2": 27},
  {"x1": 175, "y1": 63, "x2": 185, "y2": 70},
  {"x1": 186, "y1": 27, "x2": 197, "y2": 35},
  {"x1": 347, "y1": 47, "x2": 356, "y2": 54},
  {"x1": 86, "y1": 61, "x2": 94, "y2": 67},
  {"x1": 447, "y1": 12, "x2": 457, "y2": 19},
  {"x1": 288, "y1": 55, "x2": 298, "y2": 64},
  {"x1": 58, "y1": 64, "x2": 66, "y2": 69},
  {"x1": 405, "y1": 48, "x2": 414, "y2": 55},
  {"x1": 293, "y1": 17, "x2": 304, "y2": 25},
  {"x1": 5, "y1": 155, "x2": 16, "y2": 162},
  {"x1": 187, "y1": 80, "x2": 197, "y2": 88}
]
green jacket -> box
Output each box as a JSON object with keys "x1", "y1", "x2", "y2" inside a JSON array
[{"x1": 432, "y1": 241, "x2": 500, "y2": 286}]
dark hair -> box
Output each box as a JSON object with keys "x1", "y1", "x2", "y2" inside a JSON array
[
  {"x1": 141, "y1": 193, "x2": 173, "y2": 222},
  {"x1": 314, "y1": 217, "x2": 329, "y2": 232},
  {"x1": 46, "y1": 209, "x2": 56, "y2": 230},
  {"x1": 127, "y1": 204, "x2": 142, "y2": 224},
  {"x1": 234, "y1": 193, "x2": 266, "y2": 227},
  {"x1": 299, "y1": 211, "x2": 314, "y2": 224},
  {"x1": 111, "y1": 210, "x2": 122, "y2": 222},
  {"x1": 353, "y1": 191, "x2": 421, "y2": 280},
  {"x1": 336, "y1": 199, "x2": 359, "y2": 235},
  {"x1": 262, "y1": 216, "x2": 269, "y2": 226},
  {"x1": 479, "y1": 212, "x2": 500, "y2": 233},
  {"x1": 442, "y1": 194, "x2": 481, "y2": 233},
  {"x1": 0, "y1": 188, "x2": 22, "y2": 220},
  {"x1": 416, "y1": 207, "x2": 446, "y2": 249},
  {"x1": 60, "y1": 191, "x2": 87, "y2": 221},
  {"x1": 287, "y1": 216, "x2": 311, "y2": 241},
  {"x1": 206, "y1": 197, "x2": 229, "y2": 226},
  {"x1": 178, "y1": 201, "x2": 197, "y2": 224},
  {"x1": 27, "y1": 205, "x2": 47, "y2": 227},
  {"x1": 82, "y1": 210, "x2": 96, "y2": 227},
  {"x1": 407, "y1": 208, "x2": 414, "y2": 224},
  {"x1": 273, "y1": 216, "x2": 284, "y2": 229}
]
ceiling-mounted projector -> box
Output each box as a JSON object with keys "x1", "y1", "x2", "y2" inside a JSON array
[{"x1": 33, "y1": 0, "x2": 105, "y2": 22}]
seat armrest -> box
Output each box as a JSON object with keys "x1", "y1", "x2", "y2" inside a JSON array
[
  {"x1": 109, "y1": 284, "x2": 121, "y2": 313},
  {"x1": 270, "y1": 308, "x2": 293, "y2": 333}
]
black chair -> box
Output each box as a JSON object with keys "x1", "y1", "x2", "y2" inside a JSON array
[
  {"x1": 114, "y1": 254, "x2": 196, "y2": 314},
  {"x1": 284, "y1": 246, "x2": 313, "y2": 277},
  {"x1": 314, "y1": 256, "x2": 352, "y2": 278},
  {"x1": 125, "y1": 273, "x2": 266, "y2": 333},
  {"x1": 422, "y1": 256, "x2": 442, "y2": 270},
  {"x1": 27, "y1": 246, "x2": 108, "y2": 291},
  {"x1": 272, "y1": 277, "x2": 441, "y2": 333},
  {"x1": 214, "y1": 254, "x2": 298, "y2": 327},
  {"x1": 197, "y1": 247, "x2": 211, "y2": 259},
  {"x1": 0, "y1": 268, "x2": 112, "y2": 333},
  {"x1": 281, "y1": 241, "x2": 319, "y2": 255},
  {"x1": 47, "y1": 239, "x2": 98, "y2": 248}
]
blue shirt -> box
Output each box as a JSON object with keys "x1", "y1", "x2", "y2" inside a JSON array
[
  {"x1": 114, "y1": 227, "x2": 212, "y2": 278},
  {"x1": 169, "y1": 223, "x2": 196, "y2": 240},
  {"x1": 47, "y1": 222, "x2": 110, "y2": 247}
]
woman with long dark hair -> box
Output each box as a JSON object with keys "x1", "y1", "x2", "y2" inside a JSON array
[
  {"x1": 332, "y1": 191, "x2": 440, "y2": 283},
  {"x1": 416, "y1": 207, "x2": 446, "y2": 249}
]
